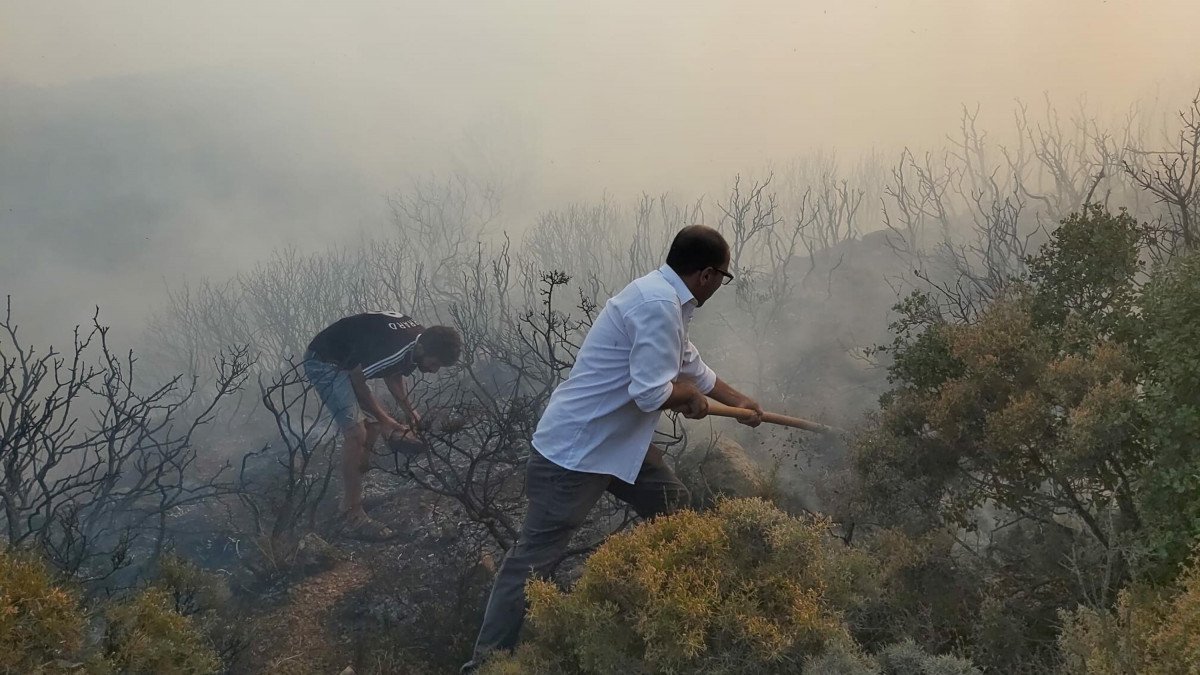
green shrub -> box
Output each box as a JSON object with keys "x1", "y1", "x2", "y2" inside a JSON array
[
  {"x1": 803, "y1": 647, "x2": 881, "y2": 675},
  {"x1": 849, "y1": 207, "x2": 1186, "y2": 669},
  {"x1": 847, "y1": 529, "x2": 980, "y2": 654},
  {"x1": 155, "y1": 553, "x2": 231, "y2": 617},
  {"x1": 1135, "y1": 249, "x2": 1200, "y2": 578},
  {"x1": 1059, "y1": 549, "x2": 1200, "y2": 674},
  {"x1": 0, "y1": 551, "x2": 86, "y2": 673},
  {"x1": 481, "y1": 498, "x2": 869, "y2": 674},
  {"x1": 102, "y1": 586, "x2": 221, "y2": 675},
  {"x1": 875, "y1": 640, "x2": 981, "y2": 675},
  {"x1": 153, "y1": 553, "x2": 246, "y2": 668}
]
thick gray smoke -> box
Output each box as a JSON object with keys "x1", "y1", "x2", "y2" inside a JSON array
[{"x1": 2, "y1": 1, "x2": 1197, "y2": 344}]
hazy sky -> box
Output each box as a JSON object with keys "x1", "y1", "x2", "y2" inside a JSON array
[{"x1": 2, "y1": 0, "x2": 1198, "y2": 342}]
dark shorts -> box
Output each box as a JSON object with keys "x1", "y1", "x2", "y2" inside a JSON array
[{"x1": 302, "y1": 349, "x2": 360, "y2": 431}]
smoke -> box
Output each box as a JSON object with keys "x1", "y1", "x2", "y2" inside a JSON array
[
  {"x1": 2, "y1": 1, "x2": 1198, "y2": 345},
  {"x1": 0, "y1": 71, "x2": 376, "y2": 342}
]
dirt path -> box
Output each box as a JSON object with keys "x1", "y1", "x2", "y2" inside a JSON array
[{"x1": 246, "y1": 560, "x2": 371, "y2": 674}]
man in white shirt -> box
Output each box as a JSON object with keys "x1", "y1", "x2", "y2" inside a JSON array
[{"x1": 465, "y1": 225, "x2": 763, "y2": 668}]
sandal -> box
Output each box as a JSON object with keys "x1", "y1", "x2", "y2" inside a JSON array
[{"x1": 338, "y1": 513, "x2": 397, "y2": 542}]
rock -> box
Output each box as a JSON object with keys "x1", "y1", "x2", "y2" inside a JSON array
[
  {"x1": 295, "y1": 533, "x2": 343, "y2": 573},
  {"x1": 384, "y1": 431, "x2": 427, "y2": 457},
  {"x1": 677, "y1": 435, "x2": 766, "y2": 508}
]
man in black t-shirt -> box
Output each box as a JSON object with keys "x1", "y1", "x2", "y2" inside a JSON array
[{"x1": 303, "y1": 311, "x2": 462, "y2": 538}]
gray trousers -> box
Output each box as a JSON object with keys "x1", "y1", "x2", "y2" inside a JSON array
[{"x1": 469, "y1": 445, "x2": 689, "y2": 664}]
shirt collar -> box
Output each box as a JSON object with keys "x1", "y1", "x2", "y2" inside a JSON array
[{"x1": 658, "y1": 264, "x2": 697, "y2": 308}]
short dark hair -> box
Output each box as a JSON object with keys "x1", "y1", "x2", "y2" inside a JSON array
[
  {"x1": 665, "y1": 225, "x2": 730, "y2": 275},
  {"x1": 421, "y1": 325, "x2": 463, "y2": 365}
]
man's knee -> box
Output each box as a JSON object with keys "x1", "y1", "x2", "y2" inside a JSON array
[
  {"x1": 664, "y1": 482, "x2": 691, "y2": 515},
  {"x1": 363, "y1": 419, "x2": 381, "y2": 442},
  {"x1": 648, "y1": 481, "x2": 689, "y2": 518},
  {"x1": 342, "y1": 423, "x2": 368, "y2": 455},
  {"x1": 507, "y1": 530, "x2": 570, "y2": 576}
]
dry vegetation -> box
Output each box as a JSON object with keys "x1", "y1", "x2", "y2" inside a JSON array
[{"x1": 4, "y1": 92, "x2": 1200, "y2": 673}]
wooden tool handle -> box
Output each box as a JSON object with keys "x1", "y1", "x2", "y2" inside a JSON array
[{"x1": 705, "y1": 401, "x2": 843, "y2": 436}]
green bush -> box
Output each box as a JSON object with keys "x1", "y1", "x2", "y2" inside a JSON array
[
  {"x1": 0, "y1": 551, "x2": 86, "y2": 673},
  {"x1": 102, "y1": 587, "x2": 221, "y2": 675},
  {"x1": 1135, "y1": 249, "x2": 1200, "y2": 578},
  {"x1": 1059, "y1": 549, "x2": 1200, "y2": 674},
  {"x1": 1, "y1": 549, "x2": 221, "y2": 675},
  {"x1": 846, "y1": 529, "x2": 981, "y2": 655},
  {"x1": 482, "y1": 499, "x2": 866, "y2": 674},
  {"x1": 803, "y1": 647, "x2": 881, "y2": 674},
  {"x1": 153, "y1": 553, "x2": 246, "y2": 668},
  {"x1": 480, "y1": 499, "x2": 981, "y2": 674},
  {"x1": 155, "y1": 553, "x2": 231, "y2": 617},
  {"x1": 875, "y1": 640, "x2": 980, "y2": 675},
  {"x1": 847, "y1": 207, "x2": 1196, "y2": 669}
]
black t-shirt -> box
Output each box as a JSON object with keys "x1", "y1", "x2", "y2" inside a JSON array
[{"x1": 306, "y1": 312, "x2": 424, "y2": 379}]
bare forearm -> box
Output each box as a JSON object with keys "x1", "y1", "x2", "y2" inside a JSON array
[
  {"x1": 349, "y1": 368, "x2": 398, "y2": 424},
  {"x1": 384, "y1": 374, "x2": 418, "y2": 424},
  {"x1": 660, "y1": 380, "x2": 698, "y2": 410},
  {"x1": 706, "y1": 378, "x2": 749, "y2": 406},
  {"x1": 659, "y1": 379, "x2": 708, "y2": 418},
  {"x1": 706, "y1": 377, "x2": 763, "y2": 426}
]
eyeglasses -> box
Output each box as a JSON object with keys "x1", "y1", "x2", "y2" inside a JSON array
[{"x1": 712, "y1": 268, "x2": 735, "y2": 286}]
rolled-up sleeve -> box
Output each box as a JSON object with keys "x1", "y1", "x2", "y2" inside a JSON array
[
  {"x1": 625, "y1": 299, "x2": 684, "y2": 412},
  {"x1": 680, "y1": 339, "x2": 718, "y2": 393}
]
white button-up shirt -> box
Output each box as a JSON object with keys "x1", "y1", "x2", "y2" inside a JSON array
[{"x1": 532, "y1": 264, "x2": 719, "y2": 483}]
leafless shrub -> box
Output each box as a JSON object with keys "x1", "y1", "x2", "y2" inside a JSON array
[
  {"x1": 226, "y1": 360, "x2": 340, "y2": 578},
  {"x1": 397, "y1": 266, "x2": 596, "y2": 550},
  {"x1": 1, "y1": 298, "x2": 250, "y2": 589},
  {"x1": 1124, "y1": 90, "x2": 1200, "y2": 255}
]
